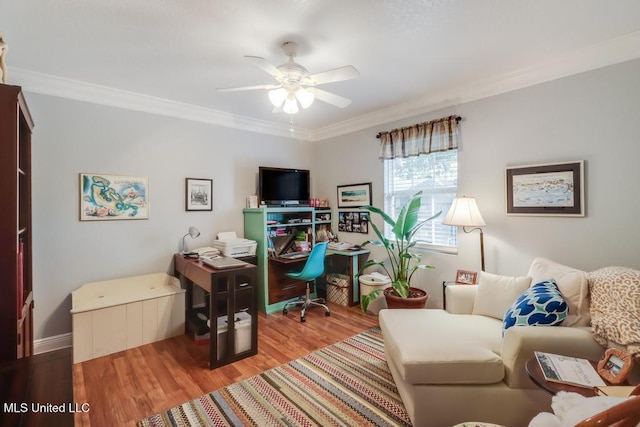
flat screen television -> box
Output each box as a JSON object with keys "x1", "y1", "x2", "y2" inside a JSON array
[{"x1": 259, "y1": 166, "x2": 310, "y2": 206}]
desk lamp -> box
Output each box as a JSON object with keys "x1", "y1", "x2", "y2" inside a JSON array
[
  {"x1": 442, "y1": 196, "x2": 486, "y2": 271},
  {"x1": 181, "y1": 226, "x2": 200, "y2": 254}
]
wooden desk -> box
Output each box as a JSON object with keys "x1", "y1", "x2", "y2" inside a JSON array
[
  {"x1": 174, "y1": 255, "x2": 258, "y2": 369},
  {"x1": 265, "y1": 248, "x2": 370, "y2": 307},
  {"x1": 326, "y1": 249, "x2": 370, "y2": 306}
]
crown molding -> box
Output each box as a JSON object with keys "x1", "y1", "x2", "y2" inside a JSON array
[
  {"x1": 311, "y1": 30, "x2": 640, "y2": 141},
  {"x1": 9, "y1": 31, "x2": 640, "y2": 143},
  {"x1": 9, "y1": 68, "x2": 314, "y2": 140}
]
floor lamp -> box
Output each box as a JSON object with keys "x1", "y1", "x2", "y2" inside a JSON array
[{"x1": 443, "y1": 196, "x2": 486, "y2": 271}]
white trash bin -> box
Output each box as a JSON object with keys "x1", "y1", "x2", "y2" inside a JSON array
[{"x1": 359, "y1": 272, "x2": 391, "y2": 315}]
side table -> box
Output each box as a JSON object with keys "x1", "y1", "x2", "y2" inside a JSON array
[{"x1": 525, "y1": 357, "x2": 640, "y2": 397}]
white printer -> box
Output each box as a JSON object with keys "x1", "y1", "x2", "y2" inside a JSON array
[{"x1": 212, "y1": 231, "x2": 257, "y2": 257}]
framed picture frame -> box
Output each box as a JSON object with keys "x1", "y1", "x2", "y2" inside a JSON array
[
  {"x1": 79, "y1": 173, "x2": 149, "y2": 221},
  {"x1": 506, "y1": 160, "x2": 584, "y2": 216},
  {"x1": 597, "y1": 348, "x2": 633, "y2": 384},
  {"x1": 337, "y1": 183, "x2": 372, "y2": 208},
  {"x1": 337, "y1": 211, "x2": 369, "y2": 234},
  {"x1": 185, "y1": 178, "x2": 212, "y2": 211},
  {"x1": 455, "y1": 269, "x2": 477, "y2": 285}
]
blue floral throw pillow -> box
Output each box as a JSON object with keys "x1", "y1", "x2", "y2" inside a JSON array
[{"x1": 503, "y1": 279, "x2": 568, "y2": 333}]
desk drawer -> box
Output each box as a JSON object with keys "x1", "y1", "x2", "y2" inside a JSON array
[{"x1": 268, "y1": 281, "x2": 313, "y2": 304}]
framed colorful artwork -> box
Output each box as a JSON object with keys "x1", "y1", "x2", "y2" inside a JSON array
[{"x1": 80, "y1": 173, "x2": 149, "y2": 220}]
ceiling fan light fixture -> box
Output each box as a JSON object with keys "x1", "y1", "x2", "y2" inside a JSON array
[
  {"x1": 268, "y1": 88, "x2": 287, "y2": 107},
  {"x1": 295, "y1": 88, "x2": 315, "y2": 109},
  {"x1": 283, "y1": 96, "x2": 299, "y2": 115}
]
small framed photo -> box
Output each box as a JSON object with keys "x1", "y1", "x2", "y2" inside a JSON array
[
  {"x1": 455, "y1": 270, "x2": 477, "y2": 285},
  {"x1": 597, "y1": 348, "x2": 633, "y2": 384},
  {"x1": 337, "y1": 211, "x2": 369, "y2": 234},
  {"x1": 337, "y1": 183, "x2": 372, "y2": 208},
  {"x1": 185, "y1": 178, "x2": 212, "y2": 211}
]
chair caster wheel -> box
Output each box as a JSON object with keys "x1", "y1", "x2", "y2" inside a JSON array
[
  {"x1": 300, "y1": 317, "x2": 306, "y2": 323},
  {"x1": 283, "y1": 309, "x2": 288, "y2": 315},
  {"x1": 325, "y1": 311, "x2": 331, "y2": 317}
]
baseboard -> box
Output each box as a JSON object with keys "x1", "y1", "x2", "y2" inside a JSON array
[{"x1": 34, "y1": 333, "x2": 72, "y2": 355}]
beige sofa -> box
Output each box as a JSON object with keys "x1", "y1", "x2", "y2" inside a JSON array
[{"x1": 379, "y1": 258, "x2": 608, "y2": 427}]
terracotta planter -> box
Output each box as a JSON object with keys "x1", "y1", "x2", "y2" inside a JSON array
[{"x1": 383, "y1": 287, "x2": 428, "y2": 309}]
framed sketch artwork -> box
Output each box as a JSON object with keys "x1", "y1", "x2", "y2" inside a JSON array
[
  {"x1": 506, "y1": 161, "x2": 585, "y2": 216},
  {"x1": 80, "y1": 173, "x2": 149, "y2": 221},
  {"x1": 186, "y1": 178, "x2": 213, "y2": 211}
]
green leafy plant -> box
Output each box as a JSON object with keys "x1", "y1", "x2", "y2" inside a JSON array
[{"x1": 359, "y1": 192, "x2": 441, "y2": 313}]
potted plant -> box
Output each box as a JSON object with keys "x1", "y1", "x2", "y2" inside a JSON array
[{"x1": 359, "y1": 191, "x2": 441, "y2": 313}]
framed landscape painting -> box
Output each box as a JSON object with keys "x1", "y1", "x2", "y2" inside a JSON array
[
  {"x1": 337, "y1": 183, "x2": 372, "y2": 208},
  {"x1": 506, "y1": 161, "x2": 584, "y2": 216},
  {"x1": 80, "y1": 173, "x2": 149, "y2": 220}
]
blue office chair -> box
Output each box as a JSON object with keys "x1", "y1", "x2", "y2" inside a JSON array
[{"x1": 282, "y1": 241, "x2": 330, "y2": 323}]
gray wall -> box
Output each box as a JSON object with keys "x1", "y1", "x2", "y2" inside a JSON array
[
  {"x1": 314, "y1": 58, "x2": 640, "y2": 308},
  {"x1": 28, "y1": 58, "x2": 640, "y2": 341},
  {"x1": 29, "y1": 94, "x2": 310, "y2": 340}
]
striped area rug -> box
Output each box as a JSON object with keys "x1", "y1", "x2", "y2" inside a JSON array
[{"x1": 138, "y1": 327, "x2": 411, "y2": 426}]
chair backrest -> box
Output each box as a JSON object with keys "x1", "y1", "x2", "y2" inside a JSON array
[
  {"x1": 294, "y1": 241, "x2": 328, "y2": 281},
  {"x1": 575, "y1": 394, "x2": 640, "y2": 427}
]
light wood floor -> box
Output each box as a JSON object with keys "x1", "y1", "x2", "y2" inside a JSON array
[{"x1": 72, "y1": 303, "x2": 379, "y2": 426}]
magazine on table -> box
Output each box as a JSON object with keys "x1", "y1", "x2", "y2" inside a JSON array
[{"x1": 535, "y1": 351, "x2": 606, "y2": 388}]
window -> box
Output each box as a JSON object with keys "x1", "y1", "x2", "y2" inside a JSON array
[{"x1": 383, "y1": 149, "x2": 458, "y2": 251}]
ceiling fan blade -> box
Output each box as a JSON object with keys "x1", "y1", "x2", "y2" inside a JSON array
[
  {"x1": 244, "y1": 56, "x2": 285, "y2": 80},
  {"x1": 312, "y1": 88, "x2": 352, "y2": 108},
  {"x1": 303, "y1": 65, "x2": 359, "y2": 86},
  {"x1": 216, "y1": 84, "x2": 280, "y2": 93}
]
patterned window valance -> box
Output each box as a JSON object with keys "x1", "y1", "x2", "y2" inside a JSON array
[{"x1": 377, "y1": 115, "x2": 460, "y2": 160}]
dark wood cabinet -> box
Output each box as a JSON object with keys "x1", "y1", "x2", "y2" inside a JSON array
[{"x1": 0, "y1": 85, "x2": 35, "y2": 361}]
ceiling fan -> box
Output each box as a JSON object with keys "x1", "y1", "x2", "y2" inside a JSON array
[{"x1": 217, "y1": 41, "x2": 360, "y2": 114}]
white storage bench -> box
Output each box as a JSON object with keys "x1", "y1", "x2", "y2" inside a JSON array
[{"x1": 71, "y1": 273, "x2": 185, "y2": 363}]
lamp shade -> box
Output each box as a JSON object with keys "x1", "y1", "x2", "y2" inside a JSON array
[
  {"x1": 268, "y1": 88, "x2": 287, "y2": 107},
  {"x1": 442, "y1": 197, "x2": 485, "y2": 227},
  {"x1": 282, "y1": 95, "x2": 299, "y2": 114},
  {"x1": 188, "y1": 226, "x2": 200, "y2": 239},
  {"x1": 295, "y1": 88, "x2": 315, "y2": 109}
]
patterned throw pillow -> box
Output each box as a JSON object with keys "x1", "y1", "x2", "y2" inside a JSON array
[{"x1": 503, "y1": 279, "x2": 568, "y2": 333}]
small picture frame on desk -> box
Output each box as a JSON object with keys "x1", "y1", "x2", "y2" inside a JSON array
[
  {"x1": 597, "y1": 348, "x2": 633, "y2": 384},
  {"x1": 455, "y1": 270, "x2": 477, "y2": 285}
]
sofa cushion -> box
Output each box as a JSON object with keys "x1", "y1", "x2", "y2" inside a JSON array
[
  {"x1": 472, "y1": 272, "x2": 532, "y2": 320},
  {"x1": 379, "y1": 309, "x2": 504, "y2": 385},
  {"x1": 527, "y1": 258, "x2": 590, "y2": 326},
  {"x1": 503, "y1": 279, "x2": 568, "y2": 333},
  {"x1": 588, "y1": 266, "x2": 640, "y2": 358}
]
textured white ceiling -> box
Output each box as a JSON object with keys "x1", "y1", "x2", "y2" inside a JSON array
[{"x1": 2, "y1": 0, "x2": 640, "y2": 139}]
